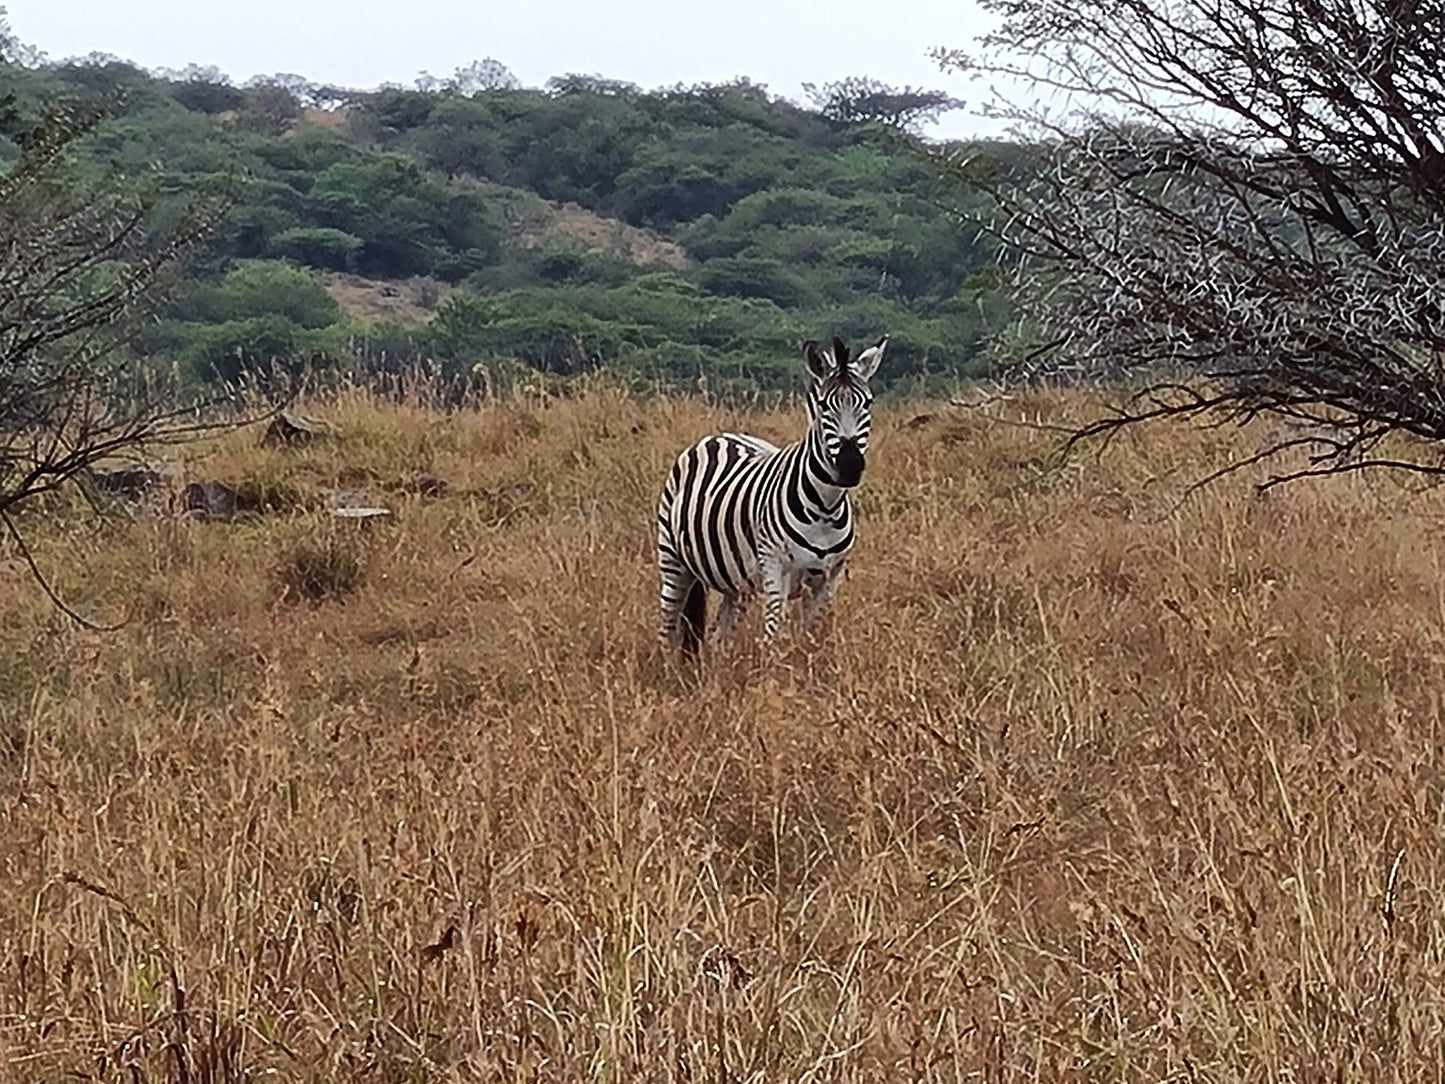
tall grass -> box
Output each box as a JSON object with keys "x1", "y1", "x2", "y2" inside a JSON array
[{"x1": 3, "y1": 384, "x2": 1445, "y2": 1080}]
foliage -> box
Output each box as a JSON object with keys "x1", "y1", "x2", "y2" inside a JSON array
[
  {"x1": 237, "y1": 80, "x2": 302, "y2": 134},
  {"x1": 148, "y1": 261, "x2": 349, "y2": 384},
  {"x1": 698, "y1": 256, "x2": 812, "y2": 308},
  {"x1": 162, "y1": 66, "x2": 245, "y2": 114},
  {"x1": 802, "y1": 76, "x2": 961, "y2": 133},
  {"x1": 268, "y1": 226, "x2": 364, "y2": 270},
  {"x1": 416, "y1": 57, "x2": 521, "y2": 95},
  {"x1": 174, "y1": 260, "x2": 342, "y2": 328},
  {"x1": 307, "y1": 156, "x2": 502, "y2": 279},
  {"x1": 0, "y1": 25, "x2": 1016, "y2": 393}
]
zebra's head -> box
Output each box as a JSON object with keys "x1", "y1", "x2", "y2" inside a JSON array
[{"x1": 803, "y1": 334, "x2": 887, "y2": 488}]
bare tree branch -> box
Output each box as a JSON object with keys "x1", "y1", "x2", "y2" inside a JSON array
[
  {"x1": 1, "y1": 96, "x2": 241, "y2": 620},
  {"x1": 933, "y1": 0, "x2": 1445, "y2": 486}
]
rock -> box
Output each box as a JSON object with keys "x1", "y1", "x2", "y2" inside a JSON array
[
  {"x1": 263, "y1": 410, "x2": 333, "y2": 447},
  {"x1": 324, "y1": 488, "x2": 373, "y2": 510},
  {"x1": 90, "y1": 463, "x2": 164, "y2": 501},
  {"x1": 181, "y1": 480, "x2": 244, "y2": 521},
  {"x1": 404, "y1": 474, "x2": 448, "y2": 498},
  {"x1": 325, "y1": 487, "x2": 391, "y2": 522},
  {"x1": 330, "y1": 507, "x2": 392, "y2": 524}
]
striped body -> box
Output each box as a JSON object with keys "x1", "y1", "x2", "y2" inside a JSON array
[{"x1": 656, "y1": 334, "x2": 885, "y2": 653}]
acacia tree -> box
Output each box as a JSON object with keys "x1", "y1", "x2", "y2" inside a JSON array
[
  {"x1": 803, "y1": 76, "x2": 961, "y2": 134},
  {"x1": 936, "y1": 0, "x2": 1445, "y2": 486},
  {"x1": 1, "y1": 99, "x2": 232, "y2": 617}
]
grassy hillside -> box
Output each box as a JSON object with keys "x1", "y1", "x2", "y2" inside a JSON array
[
  {"x1": 3, "y1": 388, "x2": 1443, "y2": 1078},
  {"x1": 0, "y1": 48, "x2": 1015, "y2": 396}
]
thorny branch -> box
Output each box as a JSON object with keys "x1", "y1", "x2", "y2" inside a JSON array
[
  {"x1": 1, "y1": 97, "x2": 237, "y2": 620},
  {"x1": 933, "y1": 0, "x2": 1445, "y2": 488}
]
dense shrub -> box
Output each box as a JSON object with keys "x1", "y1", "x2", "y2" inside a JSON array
[{"x1": 268, "y1": 227, "x2": 365, "y2": 271}]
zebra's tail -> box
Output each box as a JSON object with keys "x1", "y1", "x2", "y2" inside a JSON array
[{"x1": 680, "y1": 580, "x2": 706, "y2": 656}]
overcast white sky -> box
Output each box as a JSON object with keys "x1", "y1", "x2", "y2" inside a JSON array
[{"x1": 8, "y1": 0, "x2": 1007, "y2": 139}]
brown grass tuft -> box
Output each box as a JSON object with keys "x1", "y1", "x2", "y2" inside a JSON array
[
  {"x1": 272, "y1": 527, "x2": 369, "y2": 604},
  {"x1": 4, "y1": 385, "x2": 1445, "y2": 1079}
]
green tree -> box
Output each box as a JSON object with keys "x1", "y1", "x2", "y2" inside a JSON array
[
  {"x1": 152, "y1": 261, "x2": 346, "y2": 385},
  {"x1": 175, "y1": 260, "x2": 341, "y2": 328},
  {"x1": 310, "y1": 157, "x2": 501, "y2": 278},
  {"x1": 237, "y1": 79, "x2": 301, "y2": 134},
  {"x1": 802, "y1": 77, "x2": 961, "y2": 134},
  {"x1": 699, "y1": 256, "x2": 812, "y2": 308},
  {"x1": 268, "y1": 226, "x2": 364, "y2": 271},
  {"x1": 164, "y1": 67, "x2": 244, "y2": 114}
]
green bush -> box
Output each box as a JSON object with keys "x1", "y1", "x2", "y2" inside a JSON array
[
  {"x1": 268, "y1": 227, "x2": 364, "y2": 271},
  {"x1": 699, "y1": 257, "x2": 812, "y2": 309},
  {"x1": 174, "y1": 260, "x2": 342, "y2": 329},
  {"x1": 178, "y1": 315, "x2": 346, "y2": 385},
  {"x1": 309, "y1": 157, "x2": 503, "y2": 278}
]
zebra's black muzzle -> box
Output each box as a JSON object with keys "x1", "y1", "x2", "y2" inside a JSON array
[{"x1": 834, "y1": 440, "x2": 865, "y2": 487}]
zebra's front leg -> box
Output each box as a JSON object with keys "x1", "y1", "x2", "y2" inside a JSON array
[
  {"x1": 800, "y1": 562, "x2": 844, "y2": 630},
  {"x1": 714, "y1": 592, "x2": 748, "y2": 642},
  {"x1": 760, "y1": 556, "x2": 788, "y2": 644}
]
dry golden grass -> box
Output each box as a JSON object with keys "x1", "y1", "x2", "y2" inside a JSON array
[
  {"x1": 449, "y1": 176, "x2": 693, "y2": 272},
  {"x1": 4, "y1": 386, "x2": 1445, "y2": 1080},
  {"x1": 522, "y1": 202, "x2": 692, "y2": 270},
  {"x1": 318, "y1": 273, "x2": 453, "y2": 325}
]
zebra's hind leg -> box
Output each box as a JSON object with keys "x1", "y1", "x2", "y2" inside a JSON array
[
  {"x1": 658, "y1": 558, "x2": 703, "y2": 653},
  {"x1": 679, "y1": 580, "x2": 706, "y2": 655},
  {"x1": 760, "y1": 555, "x2": 789, "y2": 645}
]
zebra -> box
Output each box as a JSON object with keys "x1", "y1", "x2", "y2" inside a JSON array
[{"x1": 656, "y1": 333, "x2": 887, "y2": 655}]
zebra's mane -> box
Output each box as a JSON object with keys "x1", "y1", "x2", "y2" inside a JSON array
[{"x1": 828, "y1": 335, "x2": 869, "y2": 392}]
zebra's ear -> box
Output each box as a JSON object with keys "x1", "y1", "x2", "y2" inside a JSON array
[
  {"x1": 803, "y1": 339, "x2": 831, "y2": 380},
  {"x1": 851, "y1": 335, "x2": 888, "y2": 381}
]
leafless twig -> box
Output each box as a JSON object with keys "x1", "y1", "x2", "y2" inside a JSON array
[{"x1": 932, "y1": 0, "x2": 1445, "y2": 486}]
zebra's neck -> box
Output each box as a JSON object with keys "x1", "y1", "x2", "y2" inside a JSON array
[{"x1": 791, "y1": 426, "x2": 848, "y2": 519}]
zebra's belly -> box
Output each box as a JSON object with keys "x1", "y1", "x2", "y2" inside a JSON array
[
  {"x1": 668, "y1": 501, "x2": 763, "y2": 595},
  {"x1": 686, "y1": 544, "x2": 845, "y2": 600}
]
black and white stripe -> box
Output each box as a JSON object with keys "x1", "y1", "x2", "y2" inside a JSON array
[{"x1": 656, "y1": 334, "x2": 887, "y2": 653}]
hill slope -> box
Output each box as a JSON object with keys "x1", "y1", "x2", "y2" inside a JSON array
[{"x1": 1, "y1": 52, "x2": 1014, "y2": 392}]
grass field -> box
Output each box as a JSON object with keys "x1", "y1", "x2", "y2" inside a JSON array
[{"x1": 3, "y1": 385, "x2": 1445, "y2": 1081}]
